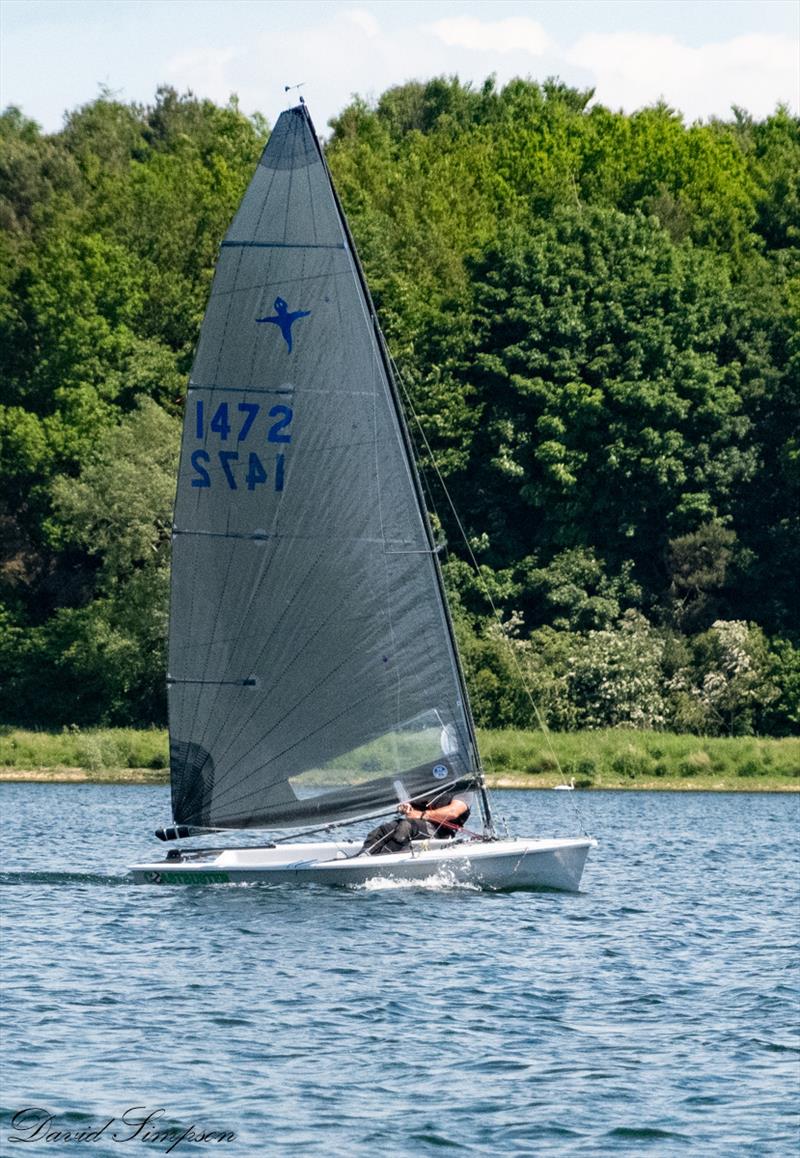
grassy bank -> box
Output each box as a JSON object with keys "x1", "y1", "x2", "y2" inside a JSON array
[
  {"x1": 478, "y1": 729, "x2": 800, "y2": 790},
  {"x1": 0, "y1": 717, "x2": 796, "y2": 792},
  {"x1": 0, "y1": 727, "x2": 168, "y2": 782},
  {"x1": 0, "y1": 726, "x2": 797, "y2": 790}
]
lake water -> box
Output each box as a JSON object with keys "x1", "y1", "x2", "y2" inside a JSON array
[{"x1": 1, "y1": 784, "x2": 798, "y2": 1157}]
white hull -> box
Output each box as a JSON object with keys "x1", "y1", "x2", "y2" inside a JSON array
[{"x1": 129, "y1": 836, "x2": 596, "y2": 892}]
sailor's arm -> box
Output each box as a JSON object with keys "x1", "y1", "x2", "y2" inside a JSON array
[{"x1": 399, "y1": 799, "x2": 467, "y2": 823}]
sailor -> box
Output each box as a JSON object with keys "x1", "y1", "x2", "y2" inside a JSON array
[{"x1": 359, "y1": 793, "x2": 471, "y2": 856}]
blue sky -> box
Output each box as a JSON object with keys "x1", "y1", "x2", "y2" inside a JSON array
[{"x1": 1, "y1": 0, "x2": 798, "y2": 132}]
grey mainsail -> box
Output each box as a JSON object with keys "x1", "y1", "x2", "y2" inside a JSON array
[{"x1": 168, "y1": 104, "x2": 481, "y2": 831}]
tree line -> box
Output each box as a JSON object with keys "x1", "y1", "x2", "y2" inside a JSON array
[{"x1": 0, "y1": 78, "x2": 797, "y2": 735}]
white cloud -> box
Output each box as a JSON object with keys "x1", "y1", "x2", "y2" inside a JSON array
[
  {"x1": 430, "y1": 15, "x2": 552, "y2": 57},
  {"x1": 344, "y1": 8, "x2": 381, "y2": 39},
  {"x1": 159, "y1": 8, "x2": 464, "y2": 132},
  {"x1": 166, "y1": 46, "x2": 239, "y2": 105},
  {"x1": 567, "y1": 32, "x2": 799, "y2": 120},
  {"x1": 61, "y1": 6, "x2": 795, "y2": 139},
  {"x1": 2, "y1": 1, "x2": 798, "y2": 134}
]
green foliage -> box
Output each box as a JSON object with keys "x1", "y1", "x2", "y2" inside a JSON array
[
  {"x1": 0, "y1": 78, "x2": 797, "y2": 732},
  {"x1": 446, "y1": 207, "x2": 757, "y2": 588},
  {"x1": 666, "y1": 520, "x2": 737, "y2": 629},
  {"x1": 685, "y1": 619, "x2": 779, "y2": 736},
  {"x1": 448, "y1": 568, "x2": 589, "y2": 731},
  {"x1": 518, "y1": 548, "x2": 641, "y2": 632},
  {"x1": 761, "y1": 639, "x2": 800, "y2": 736},
  {"x1": 0, "y1": 567, "x2": 170, "y2": 726},
  {"x1": 565, "y1": 611, "x2": 667, "y2": 730},
  {"x1": 0, "y1": 405, "x2": 51, "y2": 478},
  {"x1": 2, "y1": 399, "x2": 178, "y2": 726},
  {"x1": 48, "y1": 396, "x2": 179, "y2": 579}
]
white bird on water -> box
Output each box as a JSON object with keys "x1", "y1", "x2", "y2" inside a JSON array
[{"x1": 553, "y1": 778, "x2": 575, "y2": 791}]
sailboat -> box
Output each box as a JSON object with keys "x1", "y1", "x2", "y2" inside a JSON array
[{"x1": 129, "y1": 102, "x2": 596, "y2": 891}]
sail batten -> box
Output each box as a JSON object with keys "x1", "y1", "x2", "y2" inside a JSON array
[
  {"x1": 168, "y1": 678, "x2": 258, "y2": 687},
  {"x1": 168, "y1": 104, "x2": 481, "y2": 831},
  {"x1": 221, "y1": 240, "x2": 346, "y2": 250},
  {"x1": 188, "y1": 385, "x2": 295, "y2": 395}
]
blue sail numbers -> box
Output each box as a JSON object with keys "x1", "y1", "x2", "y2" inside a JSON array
[{"x1": 190, "y1": 397, "x2": 292, "y2": 492}]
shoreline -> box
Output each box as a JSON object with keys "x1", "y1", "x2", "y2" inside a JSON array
[
  {"x1": 2, "y1": 728, "x2": 796, "y2": 792},
  {"x1": 1, "y1": 767, "x2": 797, "y2": 792}
]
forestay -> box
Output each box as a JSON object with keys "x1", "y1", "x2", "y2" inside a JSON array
[{"x1": 168, "y1": 104, "x2": 481, "y2": 831}]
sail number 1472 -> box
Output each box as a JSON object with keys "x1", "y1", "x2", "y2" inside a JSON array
[{"x1": 190, "y1": 400, "x2": 292, "y2": 492}]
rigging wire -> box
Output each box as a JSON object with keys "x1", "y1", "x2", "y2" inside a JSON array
[{"x1": 388, "y1": 352, "x2": 590, "y2": 837}]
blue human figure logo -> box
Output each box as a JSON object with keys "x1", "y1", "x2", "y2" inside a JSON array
[{"x1": 256, "y1": 297, "x2": 311, "y2": 353}]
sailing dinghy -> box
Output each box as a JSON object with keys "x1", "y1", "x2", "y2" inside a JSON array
[{"x1": 129, "y1": 102, "x2": 596, "y2": 891}]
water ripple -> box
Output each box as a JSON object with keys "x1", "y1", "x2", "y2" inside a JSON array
[{"x1": 1, "y1": 785, "x2": 798, "y2": 1156}]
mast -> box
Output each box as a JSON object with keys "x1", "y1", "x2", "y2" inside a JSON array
[{"x1": 298, "y1": 103, "x2": 495, "y2": 836}]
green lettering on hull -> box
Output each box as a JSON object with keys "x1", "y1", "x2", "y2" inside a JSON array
[{"x1": 146, "y1": 870, "x2": 230, "y2": 885}]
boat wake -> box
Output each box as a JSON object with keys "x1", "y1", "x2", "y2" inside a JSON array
[
  {"x1": 0, "y1": 870, "x2": 132, "y2": 888},
  {"x1": 354, "y1": 869, "x2": 480, "y2": 892}
]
